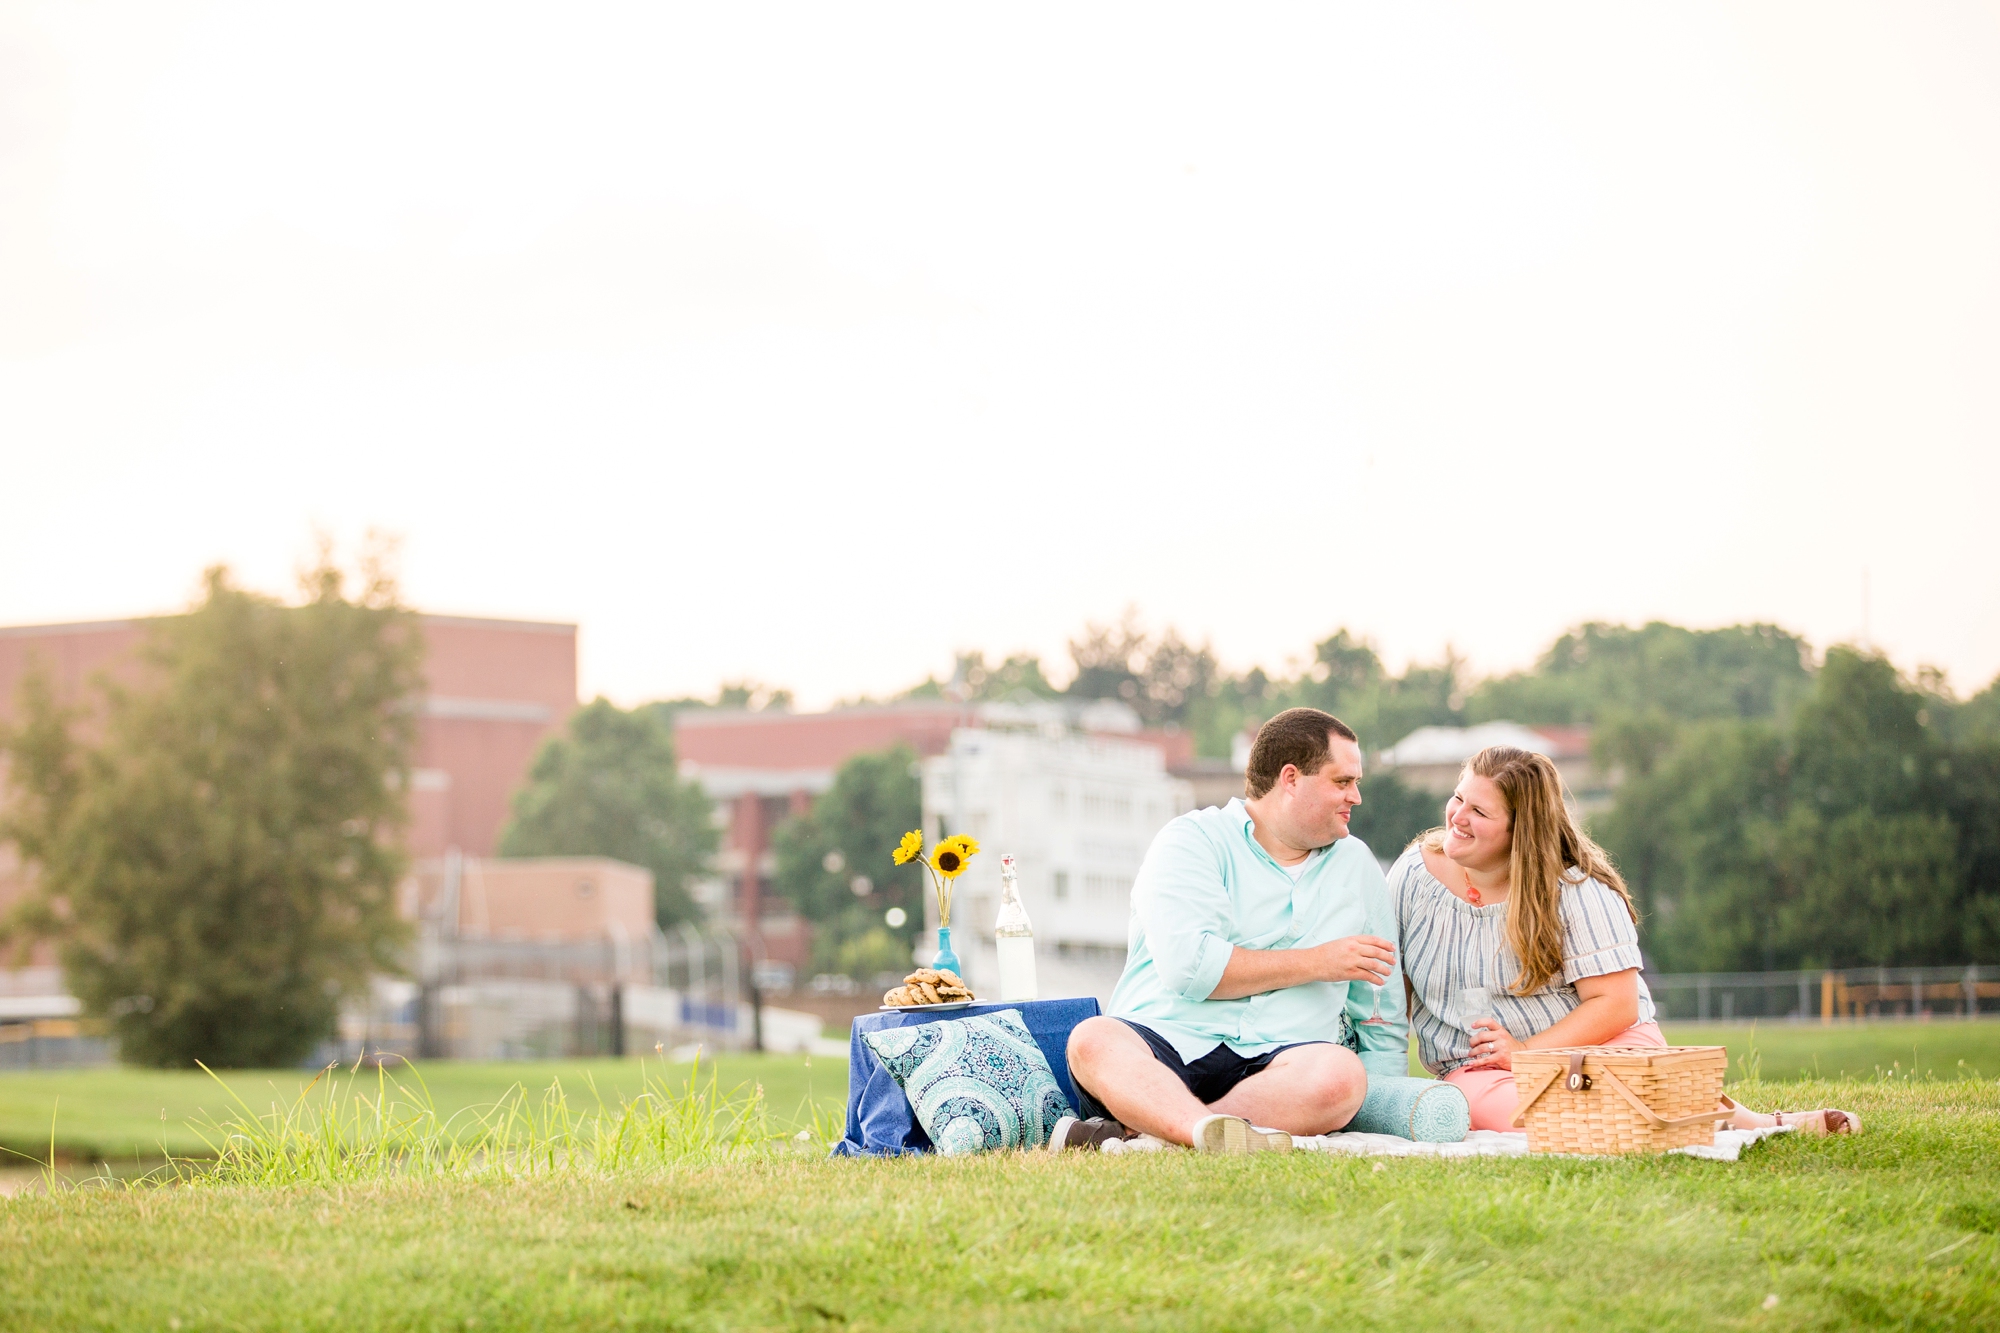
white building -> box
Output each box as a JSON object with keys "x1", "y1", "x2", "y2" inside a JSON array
[
  {"x1": 1376, "y1": 720, "x2": 1607, "y2": 810},
  {"x1": 919, "y1": 718, "x2": 1195, "y2": 1005}
]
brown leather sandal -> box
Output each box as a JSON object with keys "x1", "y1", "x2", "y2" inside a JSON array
[
  {"x1": 1718, "y1": 1095, "x2": 1862, "y2": 1136},
  {"x1": 1773, "y1": 1108, "x2": 1861, "y2": 1136}
]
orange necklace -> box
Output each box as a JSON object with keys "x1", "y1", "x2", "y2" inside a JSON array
[{"x1": 1463, "y1": 874, "x2": 1485, "y2": 906}]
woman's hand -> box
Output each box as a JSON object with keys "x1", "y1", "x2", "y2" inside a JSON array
[{"x1": 1461, "y1": 1017, "x2": 1520, "y2": 1070}]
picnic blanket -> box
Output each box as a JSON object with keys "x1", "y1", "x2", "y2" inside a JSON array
[
  {"x1": 1289, "y1": 1125, "x2": 1795, "y2": 1161},
  {"x1": 1098, "y1": 1125, "x2": 1792, "y2": 1160}
]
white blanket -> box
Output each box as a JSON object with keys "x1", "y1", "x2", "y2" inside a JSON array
[{"x1": 1290, "y1": 1124, "x2": 1795, "y2": 1162}]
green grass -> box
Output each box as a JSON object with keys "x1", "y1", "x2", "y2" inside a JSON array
[
  {"x1": 1658, "y1": 1020, "x2": 2000, "y2": 1082},
  {"x1": 1, "y1": 1076, "x2": 1995, "y2": 1330},
  {"x1": 0, "y1": 1053, "x2": 845, "y2": 1163},
  {"x1": 4, "y1": 1020, "x2": 1994, "y2": 1163}
]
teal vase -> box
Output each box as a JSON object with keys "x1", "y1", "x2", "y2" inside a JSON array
[{"x1": 932, "y1": 926, "x2": 964, "y2": 982}]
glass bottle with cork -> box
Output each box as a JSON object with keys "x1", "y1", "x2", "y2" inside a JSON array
[{"x1": 993, "y1": 854, "x2": 1039, "y2": 1001}]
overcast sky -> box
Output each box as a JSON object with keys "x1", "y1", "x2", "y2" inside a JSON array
[{"x1": 3, "y1": 3, "x2": 1996, "y2": 707}]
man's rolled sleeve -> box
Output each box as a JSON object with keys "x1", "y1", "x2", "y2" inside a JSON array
[{"x1": 1131, "y1": 824, "x2": 1236, "y2": 1002}]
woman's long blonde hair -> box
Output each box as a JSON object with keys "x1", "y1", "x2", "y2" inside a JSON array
[{"x1": 1418, "y1": 746, "x2": 1637, "y2": 995}]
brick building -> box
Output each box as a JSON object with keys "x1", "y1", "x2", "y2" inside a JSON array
[
  {"x1": 0, "y1": 613, "x2": 579, "y2": 1005},
  {"x1": 0, "y1": 613, "x2": 575, "y2": 862}
]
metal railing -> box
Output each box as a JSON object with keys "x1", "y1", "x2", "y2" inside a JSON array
[
  {"x1": 384, "y1": 925, "x2": 748, "y2": 1062},
  {"x1": 0, "y1": 928, "x2": 758, "y2": 1070},
  {"x1": 1644, "y1": 965, "x2": 2000, "y2": 1023},
  {"x1": 0, "y1": 1019, "x2": 115, "y2": 1070}
]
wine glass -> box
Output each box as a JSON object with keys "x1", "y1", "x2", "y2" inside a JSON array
[
  {"x1": 1361, "y1": 970, "x2": 1390, "y2": 1025},
  {"x1": 1460, "y1": 986, "x2": 1496, "y2": 1055}
]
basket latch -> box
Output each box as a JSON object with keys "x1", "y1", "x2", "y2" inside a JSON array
[{"x1": 1565, "y1": 1052, "x2": 1592, "y2": 1092}]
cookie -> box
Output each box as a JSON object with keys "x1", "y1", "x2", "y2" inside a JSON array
[{"x1": 935, "y1": 970, "x2": 963, "y2": 987}]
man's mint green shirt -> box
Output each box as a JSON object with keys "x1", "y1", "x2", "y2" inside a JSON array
[{"x1": 1108, "y1": 798, "x2": 1408, "y2": 1079}]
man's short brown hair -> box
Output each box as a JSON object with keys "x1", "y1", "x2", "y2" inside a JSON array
[{"x1": 1244, "y1": 707, "x2": 1358, "y2": 799}]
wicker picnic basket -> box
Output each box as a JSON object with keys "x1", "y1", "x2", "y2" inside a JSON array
[{"x1": 1511, "y1": 1046, "x2": 1731, "y2": 1155}]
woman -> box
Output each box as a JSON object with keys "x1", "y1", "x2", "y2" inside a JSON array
[{"x1": 1390, "y1": 746, "x2": 1858, "y2": 1136}]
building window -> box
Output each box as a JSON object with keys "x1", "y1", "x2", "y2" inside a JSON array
[
  {"x1": 1082, "y1": 790, "x2": 1132, "y2": 824},
  {"x1": 1049, "y1": 787, "x2": 1068, "y2": 821},
  {"x1": 1083, "y1": 873, "x2": 1132, "y2": 905},
  {"x1": 1053, "y1": 870, "x2": 1070, "y2": 901}
]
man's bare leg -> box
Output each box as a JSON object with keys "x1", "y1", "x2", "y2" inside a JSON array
[
  {"x1": 1065, "y1": 1017, "x2": 1216, "y2": 1146},
  {"x1": 1206, "y1": 1043, "x2": 1367, "y2": 1136}
]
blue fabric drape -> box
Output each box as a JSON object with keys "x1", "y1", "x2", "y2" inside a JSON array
[{"x1": 831, "y1": 997, "x2": 1102, "y2": 1157}]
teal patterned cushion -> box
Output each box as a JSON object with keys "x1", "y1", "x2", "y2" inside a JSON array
[{"x1": 860, "y1": 1009, "x2": 1072, "y2": 1155}]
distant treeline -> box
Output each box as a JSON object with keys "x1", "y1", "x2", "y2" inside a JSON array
[
  {"x1": 758, "y1": 618, "x2": 2000, "y2": 974},
  {"x1": 872, "y1": 615, "x2": 1865, "y2": 761}
]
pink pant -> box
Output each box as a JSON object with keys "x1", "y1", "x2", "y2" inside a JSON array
[{"x1": 1443, "y1": 1021, "x2": 1667, "y2": 1133}]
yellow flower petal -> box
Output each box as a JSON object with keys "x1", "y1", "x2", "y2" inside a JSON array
[{"x1": 932, "y1": 834, "x2": 978, "y2": 880}]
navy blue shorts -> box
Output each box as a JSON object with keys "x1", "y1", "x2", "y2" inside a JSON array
[{"x1": 1070, "y1": 1017, "x2": 1330, "y2": 1121}]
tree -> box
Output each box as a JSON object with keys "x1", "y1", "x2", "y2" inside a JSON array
[
  {"x1": 962, "y1": 652, "x2": 1061, "y2": 702},
  {"x1": 1285, "y1": 628, "x2": 1465, "y2": 752},
  {"x1": 1064, "y1": 614, "x2": 1222, "y2": 727},
  {"x1": 648, "y1": 681, "x2": 794, "y2": 717},
  {"x1": 0, "y1": 556, "x2": 420, "y2": 1067},
  {"x1": 499, "y1": 699, "x2": 718, "y2": 928},
  {"x1": 1064, "y1": 612, "x2": 1148, "y2": 709},
  {"x1": 769, "y1": 746, "x2": 925, "y2": 974},
  {"x1": 1187, "y1": 664, "x2": 1287, "y2": 760},
  {"x1": 1305, "y1": 629, "x2": 1387, "y2": 706},
  {"x1": 1946, "y1": 672, "x2": 2000, "y2": 745},
  {"x1": 1939, "y1": 742, "x2": 2000, "y2": 959},
  {"x1": 1347, "y1": 769, "x2": 1443, "y2": 862},
  {"x1": 1468, "y1": 621, "x2": 1813, "y2": 728},
  {"x1": 1596, "y1": 647, "x2": 2000, "y2": 970},
  {"x1": 1595, "y1": 720, "x2": 1794, "y2": 970},
  {"x1": 895, "y1": 652, "x2": 1060, "y2": 703}
]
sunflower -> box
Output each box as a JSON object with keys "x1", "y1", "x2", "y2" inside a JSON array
[
  {"x1": 891, "y1": 830, "x2": 926, "y2": 867},
  {"x1": 932, "y1": 834, "x2": 980, "y2": 880}
]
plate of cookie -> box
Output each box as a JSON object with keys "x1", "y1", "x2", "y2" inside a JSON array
[{"x1": 880, "y1": 967, "x2": 977, "y2": 1010}]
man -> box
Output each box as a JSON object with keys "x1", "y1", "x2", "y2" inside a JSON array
[{"x1": 1056, "y1": 707, "x2": 1407, "y2": 1153}]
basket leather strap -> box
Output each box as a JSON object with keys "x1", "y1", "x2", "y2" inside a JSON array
[{"x1": 1594, "y1": 1065, "x2": 1737, "y2": 1129}]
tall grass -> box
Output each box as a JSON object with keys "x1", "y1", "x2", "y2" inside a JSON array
[{"x1": 145, "y1": 1053, "x2": 835, "y2": 1188}]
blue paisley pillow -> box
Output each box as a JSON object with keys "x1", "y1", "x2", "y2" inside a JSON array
[{"x1": 860, "y1": 1009, "x2": 1072, "y2": 1155}]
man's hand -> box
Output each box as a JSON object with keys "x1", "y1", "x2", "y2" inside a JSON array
[
  {"x1": 1211, "y1": 934, "x2": 1396, "y2": 999},
  {"x1": 1313, "y1": 935, "x2": 1396, "y2": 986}
]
